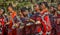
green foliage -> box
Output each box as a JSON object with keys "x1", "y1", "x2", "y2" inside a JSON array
[{"x1": 0, "y1": 0, "x2": 57, "y2": 13}]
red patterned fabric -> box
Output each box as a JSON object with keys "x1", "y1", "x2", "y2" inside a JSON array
[
  {"x1": 0, "y1": 16, "x2": 5, "y2": 35},
  {"x1": 8, "y1": 12, "x2": 17, "y2": 35}
]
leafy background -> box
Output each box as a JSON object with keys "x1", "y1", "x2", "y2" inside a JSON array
[{"x1": 0, "y1": 0, "x2": 58, "y2": 12}]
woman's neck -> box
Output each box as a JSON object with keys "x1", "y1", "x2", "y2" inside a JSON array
[
  {"x1": 42, "y1": 8, "x2": 47, "y2": 10},
  {"x1": 41, "y1": 8, "x2": 48, "y2": 14},
  {"x1": 11, "y1": 10, "x2": 14, "y2": 13}
]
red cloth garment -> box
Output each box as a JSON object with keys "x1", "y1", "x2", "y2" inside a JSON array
[
  {"x1": 8, "y1": 12, "x2": 17, "y2": 35},
  {"x1": 44, "y1": 15, "x2": 52, "y2": 31},
  {"x1": 0, "y1": 17, "x2": 4, "y2": 26},
  {"x1": 0, "y1": 16, "x2": 5, "y2": 35},
  {"x1": 40, "y1": 9, "x2": 51, "y2": 35},
  {"x1": 36, "y1": 17, "x2": 42, "y2": 33},
  {"x1": 34, "y1": 15, "x2": 46, "y2": 35}
]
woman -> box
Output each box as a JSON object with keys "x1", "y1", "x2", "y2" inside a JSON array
[
  {"x1": 56, "y1": 3, "x2": 60, "y2": 35},
  {"x1": 49, "y1": 6, "x2": 57, "y2": 35},
  {"x1": 7, "y1": 5, "x2": 19, "y2": 35},
  {"x1": 40, "y1": 2, "x2": 52, "y2": 35},
  {"x1": 0, "y1": 8, "x2": 8, "y2": 35}
]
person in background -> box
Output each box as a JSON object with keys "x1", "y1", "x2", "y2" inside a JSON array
[
  {"x1": 28, "y1": 7, "x2": 33, "y2": 17},
  {"x1": 17, "y1": 9, "x2": 24, "y2": 35},
  {"x1": 57, "y1": 3, "x2": 60, "y2": 24},
  {"x1": 33, "y1": 3, "x2": 40, "y2": 13},
  {"x1": 0, "y1": 8, "x2": 8, "y2": 35},
  {"x1": 50, "y1": 6, "x2": 57, "y2": 16},
  {"x1": 56, "y1": 2, "x2": 60, "y2": 35},
  {"x1": 32, "y1": 3, "x2": 42, "y2": 35},
  {"x1": 19, "y1": 7, "x2": 31, "y2": 35},
  {"x1": 49, "y1": 6, "x2": 57, "y2": 35}
]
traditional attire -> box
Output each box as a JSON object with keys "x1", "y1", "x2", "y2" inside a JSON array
[
  {"x1": 8, "y1": 12, "x2": 19, "y2": 35},
  {"x1": 56, "y1": 11, "x2": 60, "y2": 35},
  {"x1": 0, "y1": 15, "x2": 8, "y2": 35},
  {"x1": 34, "y1": 9, "x2": 52, "y2": 35}
]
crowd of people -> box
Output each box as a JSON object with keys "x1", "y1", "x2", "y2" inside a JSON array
[{"x1": 0, "y1": 1, "x2": 60, "y2": 35}]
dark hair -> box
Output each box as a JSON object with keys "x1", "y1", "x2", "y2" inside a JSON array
[
  {"x1": 0, "y1": 8, "x2": 5, "y2": 14},
  {"x1": 50, "y1": 6, "x2": 55, "y2": 8},
  {"x1": 21, "y1": 7, "x2": 28, "y2": 12},
  {"x1": 40, "y1": 2, "x2": 49, "y2": 8},
  {"x1": 7, "y1": 3, "x2": 14, "y2": 10},
  {"x1": 58, "y1": 2, "x2": 60, "y2": 6},
  {"x1": 7, "y1": 3, "x2": 14, "y2": 12},
  {"x1": 38, "y1": 2, "x2": 41, "y2": 6}
]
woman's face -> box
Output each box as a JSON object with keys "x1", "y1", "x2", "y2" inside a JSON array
[
  {"x1": 22, "y1": 10, "x2": 28, "y2": 15},
  {"x1": 58, "y1": 5, "x2": 60, "y2": 10},
  {"x1": 34, "y1": 4, "x2": 40, "y2": 11},
  {"x1": 41, "y1": 3, "x2": 46, "y2": 9},
  {"x1": 0, "y1": 9, "x2": 3, "y2": 15},
  {"x1": 8, "y1": 6, "x2": 13, "y2": 12},
  {"x1": 50, "y1": 7, "x2": 54, "y2": 11}
]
